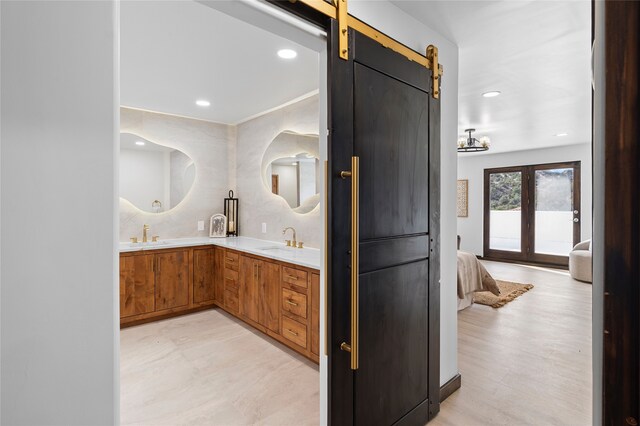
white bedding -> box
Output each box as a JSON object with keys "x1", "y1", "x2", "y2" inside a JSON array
[{"x1": 457, "y1": 251, "x2": 500, "y2": 310}]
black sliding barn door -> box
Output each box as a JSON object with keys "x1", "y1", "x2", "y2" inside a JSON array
[{"x1": 328, "y1": 22, "x2": 441, "y2": 426}]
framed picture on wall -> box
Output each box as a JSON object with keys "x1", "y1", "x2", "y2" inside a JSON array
[
  {"x1": 457, "y1": 179, "x2": 469, "y2": 217},
  {"x1": 209, "y1": 213, "x2": 227, "y2": 238}
]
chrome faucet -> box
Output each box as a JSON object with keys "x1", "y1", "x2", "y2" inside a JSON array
[
  {"x1": 282, "y1": 227, "x2": 297, "y2": 247},
  {"x1": 143, "y1": 224, "x2": 150, "y2": 243}
]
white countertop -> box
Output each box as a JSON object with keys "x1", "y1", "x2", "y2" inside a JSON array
[{"x1": 119, "y1": 236, "x2": 321, "y2": 270}]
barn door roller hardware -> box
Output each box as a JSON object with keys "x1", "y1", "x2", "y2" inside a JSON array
[{"x1": 292, "y1": 0, "x2": 444, "y2": 98}]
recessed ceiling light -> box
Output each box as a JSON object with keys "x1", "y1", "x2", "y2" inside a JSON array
[
  {"x1": 135, "y1": 141, "x2": 145, "y2": 146},
  {"x1": 195, "y1": 99, "x2": 210, "y2": 107},
  {"x1": 291, "y1": 162, "x2": 298, "y2": 166},
  {"x1": 278, "y1": 49, "x2": 297, "y2": 59},
  {"x1": 555, "y1": 132, "x2": 569, "y2": 137},
  {"x1": 482, "y1": 91, "x2": 501, "y2": 98}
]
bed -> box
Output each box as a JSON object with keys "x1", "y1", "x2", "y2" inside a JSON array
[{"x1": 457, "y1": 250, "x2": 501, "y2": 310}]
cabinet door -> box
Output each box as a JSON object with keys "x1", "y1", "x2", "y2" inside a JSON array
[
  {"x1": 155, "y1": 250, "x2": 190, "y2": 311},
  {"x1": 311, "y1": 272, "x2": 320, "y2": 356},
  {"x1": 193, "y1": 248, "x2": 215, "y2": 304},
  {"x1": 259, "y1": 260, "x2": 281, "y2": 333},
  {"x1": 240, "y1": 256, "x2": 259, "y2": 323},
  {"x1": 213, "y1": 247, "x2": 225, "y2": 304},
  {"x1": 120, "y1": 254, "x2": 155, "y2": 317}
]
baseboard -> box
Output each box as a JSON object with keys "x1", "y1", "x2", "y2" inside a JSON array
[
  {"x1": 481, "y1": 256, "x2": 569, "y2": 271},
  {"x1": 440, "y1": 373, "x2": 461, "y2": 403}
]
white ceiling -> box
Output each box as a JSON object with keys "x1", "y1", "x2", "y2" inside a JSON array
[
  {"x1": 393, "y1": 0, "x2": 592, "y2": 154},
  {"x1": 120, "y1": 1, "x2": 319, "y2": 124}
]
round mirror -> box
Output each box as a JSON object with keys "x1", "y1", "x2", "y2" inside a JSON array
[
  {"x1": 262, "y1": 131, "x2": 320, "y2": 214},
  {"x1": 120, "y1": 133, "x2": 196, "y2": 213}
]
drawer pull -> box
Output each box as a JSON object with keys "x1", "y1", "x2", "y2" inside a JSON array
[
  {"x1": 226, "y1": 258, "x2": 235, "y2": 263},
  {"x1": 286, "y1": 274, "x2": 298, "y2": 280},
  {"x1": 286, "y1": 329, "x2": 299, "y2": 336},
  {"x1": 285, "y1": 299, "x2": 298, "y2": 306}
]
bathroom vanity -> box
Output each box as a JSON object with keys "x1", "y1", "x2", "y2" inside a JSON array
[{"x1": 119, "y1": 237, "x2": 320, "y2": 362}]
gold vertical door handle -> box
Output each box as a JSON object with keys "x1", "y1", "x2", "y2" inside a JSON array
[
  {"x1": 324, "y1": 160, "x2": 329, "y2": 357},
  {"x1": 340, "y1": 156, "x2": 359, "y2": 370}
]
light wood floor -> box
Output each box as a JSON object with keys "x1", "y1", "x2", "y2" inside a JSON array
[
  {"x1": 433, "y1": 261, "x2": 592, "y2": 426},
  {"x1": 120, "y1": 309, "x2": 320, "y2": 425},
  {"x1": 121, "y1": 260, "x2": 592, "y2": 425}
]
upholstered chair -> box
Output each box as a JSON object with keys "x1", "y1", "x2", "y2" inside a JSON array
[{"x1": 569, "y1": 240, "x2": 592, "y2": 283}]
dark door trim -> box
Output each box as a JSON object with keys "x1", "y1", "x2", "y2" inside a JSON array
[
  {"x1": 602, "y1": 1, "x2": 640, "y2": 422},
  {"x1": 483, "y1": 161, "x2": 581, "y2": 268},
  {"x1": 483, "y1": 165, "x2": 529, "y2": 263}
]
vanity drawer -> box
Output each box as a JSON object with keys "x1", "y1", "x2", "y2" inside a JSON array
[
  {"x1": 224, "y1": 290, "x2": 239, "y2": 313},
  {"x1": 282, "y1": 288, "x2": 307, "y2": 319},
  {"x1": 282, "y1": 316, "x2": 307, "y2": 349},
  {"x1": 224, "y1": 276, "x2": 239, "y2": 294},
  {"x1": 224, "y1": 268, "x2": 239, "y2": 282},
  {"x1": 282, "y1": 266, "x2": 308, "y2": 288},
  {"x1": 225, "y1": 251, "x2": 240, "y2": 271}
]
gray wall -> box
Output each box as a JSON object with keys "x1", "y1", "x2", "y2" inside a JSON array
[
  {"x1": 592, "y1": 1, "x2": 604, "y2": 423},
  {"x1": 1, "y1": 1, "x2": 118, "y2": 424}
]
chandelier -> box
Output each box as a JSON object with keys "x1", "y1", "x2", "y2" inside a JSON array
[{"x1": 457, "y1": 128, "x2": 490, "y2": 153}]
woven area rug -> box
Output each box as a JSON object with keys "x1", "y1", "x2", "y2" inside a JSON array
[{"x1": 474, "y1": 280, "x2": 534, "y2": 308}]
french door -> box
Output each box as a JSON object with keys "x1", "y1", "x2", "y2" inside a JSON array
[
  {"x1": 483, "y1": 161, "x2": 581, "y2": 267},
  {"x1": 328, "y1": 22, "x2": 440, "y2": 425}
]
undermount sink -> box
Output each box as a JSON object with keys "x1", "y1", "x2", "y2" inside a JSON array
[
  {"x1": 129, "y1": 240, "x2": 168, "y2": 247},
  {"x1": 258, "y1": 246, "x2": 293, "y2": 253}
]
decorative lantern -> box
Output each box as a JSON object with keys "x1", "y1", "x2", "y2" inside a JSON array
[{"x1": 224, "y1": 190, "x2": 239, "y2": 237}]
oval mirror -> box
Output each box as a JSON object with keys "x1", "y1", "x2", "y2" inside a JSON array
[
  {"x1": 120, "y1": 133, "x2": 196, "y2": 213},
  {"x1": 262, "y1": 131, "x2": 320, "y2": 214}
]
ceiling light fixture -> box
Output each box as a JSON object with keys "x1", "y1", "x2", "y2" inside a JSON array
[
  {"x1": 482, "y1": 91, "x2": 501, "y2": 98},
  {"x1": 555, "y1": 132, "x2": 569, "y2": 137},
  {"x1": 135, "y1": 141, "x2": 145, "y2": 146},
  {"x1": 457, "y1": 128, "x2": 490, "y2": 153},
  {"x1": 277, "y1": 49, "x2": 297, "y2": 59},
  {"x1": 196, "y1": 99, "x2": 210, "y2": 107}
]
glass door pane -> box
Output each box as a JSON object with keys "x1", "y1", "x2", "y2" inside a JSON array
[
  {"x1": 489, "y1": 171, "x2": 522, "y2": 252},
  {"x1": 534, "y1": 168, "x2": 574, "y2": 256}
]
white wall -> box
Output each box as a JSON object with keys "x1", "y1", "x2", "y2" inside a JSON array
[
  {"x1": 348, "y1": 0, "x2": 460, "y2": 387},
  {"x1": 1, "y1": 1, "x2": 118, "y2": 424},
  {"x1": 457, "y1": 143, "x2": 593, "y2": 256}
]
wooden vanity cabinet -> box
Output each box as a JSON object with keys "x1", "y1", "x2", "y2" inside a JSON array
[
  {"x1": 239, "y1": 255, "x2": 280, "y2": 333},
  {"x1": 120, "y1": 245, "x2": 320, "y2": 363},
  {"x1": 279, "y1": 267, "x2": 320, "y2": 361},
  {"x1": 193, "y1": 246, "x2": 224, "y2": 305},
  {"x1": 120, "y1": 254, "x2": 155, "y2": 317},
  {"x1": 155, "y1": 250, "x2": 190, "y2": 310},
  {"x1": 310, "y1": 272, "x2": 320, "y2": 356},
  {"x1": 215, "y1": 250, "x2": 320, "y2": 362},
  {"x1": 223, "y1": 250, "x2": 240, "y2": 313},
  {"x1": 120, "y1": 246, "x2": 213, "y2": 327}
]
